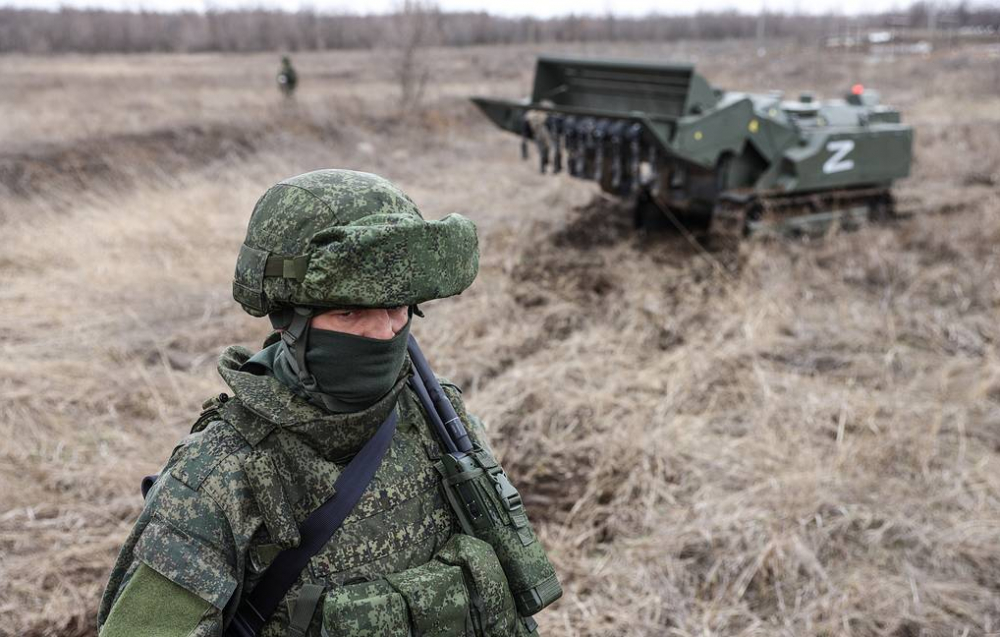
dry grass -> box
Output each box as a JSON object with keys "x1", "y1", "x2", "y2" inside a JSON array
[{"x1": 1, "y1": 40, "x2": 999, "y2": 637}]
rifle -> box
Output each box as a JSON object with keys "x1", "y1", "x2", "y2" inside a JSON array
[{"x1": 406, "y1": 336, "x2": 562, "y2": 617}]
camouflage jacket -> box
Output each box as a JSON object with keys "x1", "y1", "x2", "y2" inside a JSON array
[{"x1": 99, "y1": 345, "x2": 501, "y2": 637}]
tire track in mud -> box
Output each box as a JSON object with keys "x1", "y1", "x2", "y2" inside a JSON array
[
  {"x1": 454, "y1": 197, "x2": 636, "y2": 389},
  {"x1": 0, "y1": 124, "x2": 259, "y2": 201},
  {"x1": 457, "y1": 196, "x2": 741, "y2": 528},
  {"x1": 462, "y1": 195, "x2": 734, "y2": 393},
  {"x1": 0, "y1": 112, "x2": 357, "y2": 208},
  {"x1": 476, "y1": 188, "x2": 999, "y2": 535}
]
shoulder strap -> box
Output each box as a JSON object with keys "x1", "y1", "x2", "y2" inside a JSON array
[
  {"x1": 406, "y1": 336, "x2": 473, "y2": 454},
  {"x1": 139, "y1": 396, "x2": 233, "y2": 499},
  {"x1": 226, "y1": 409, "x2": 399, "y2": 637}
]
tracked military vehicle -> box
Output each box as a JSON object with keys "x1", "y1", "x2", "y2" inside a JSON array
[{"x1": 472, "y1": 56, "x2": 913, "y2": 235}]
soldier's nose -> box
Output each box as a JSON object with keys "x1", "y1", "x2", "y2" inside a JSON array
[{"x1": 362, "y1": 310, "x2": 397, "y2": 340}]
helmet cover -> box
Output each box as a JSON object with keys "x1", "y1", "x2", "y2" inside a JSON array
[{"x1": 233, "y1": 169, "x2": 479, "y2": 316}]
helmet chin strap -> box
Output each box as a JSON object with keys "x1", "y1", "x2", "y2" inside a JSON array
[
  {"x1": 278, "y1": 306, "x2": 319, "y2": 391},
  {"x1": 273, "y1": 306, "x2": 346, "y2": 412}
]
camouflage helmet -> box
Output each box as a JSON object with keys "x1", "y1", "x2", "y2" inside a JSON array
[{"x1": 233, "y1": 169, "x2": 479, "y2": 318}]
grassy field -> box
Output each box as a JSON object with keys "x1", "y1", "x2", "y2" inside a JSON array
[{"x1": 1, "y1": 39, "x2": 999, "y2": 637}]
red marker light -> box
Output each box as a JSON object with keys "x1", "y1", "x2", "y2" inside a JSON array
[{"x1": 851, "y1": 83, "x2": 865, "y2": 95}]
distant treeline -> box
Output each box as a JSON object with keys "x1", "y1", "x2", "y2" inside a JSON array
[{"x1": 0, "y1": 2, "x2": 998, "y2": 54}]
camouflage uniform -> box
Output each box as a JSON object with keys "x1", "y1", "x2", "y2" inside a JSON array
[
  {"x1": 277, "y1": 57, "x2": 297, "y2": 98},
  {"x1": 98, "y1": 171, "x2": 551, "y2": 637}
]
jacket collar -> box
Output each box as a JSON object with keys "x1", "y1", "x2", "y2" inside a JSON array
[{"x1": 217, "y1": 345, "x2": 408, "y2": 461}]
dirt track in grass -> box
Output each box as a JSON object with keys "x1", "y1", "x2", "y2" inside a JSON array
[{"x1": 1, "y1": 40, "x2": 999, "y2": 636}]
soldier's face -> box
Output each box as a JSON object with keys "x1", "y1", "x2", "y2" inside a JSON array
[{"x1": 311, "y1": 306, "x2": 409, "y2": 340}]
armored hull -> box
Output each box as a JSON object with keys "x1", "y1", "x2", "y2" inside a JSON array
[{"x1": 472, "y1": 56, "x2": 913, "y2": 235}]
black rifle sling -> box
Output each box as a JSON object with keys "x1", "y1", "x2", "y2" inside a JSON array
[
  {"x1": 406, "y1": 336, "x2": 473, "y2": 454},
  {"x1": 226, "y1": 409, "x2": 399, "y2": 637}
]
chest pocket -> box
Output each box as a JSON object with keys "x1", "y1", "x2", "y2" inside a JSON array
[{"x1": 322, "y1": 534, "x2": 525, "y2": 637}]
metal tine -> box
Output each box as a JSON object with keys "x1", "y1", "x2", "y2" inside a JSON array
[
  {"x1": 563, "y1": 116, "x2": 578, "y2": 177},
  {"x1": 520, "y1": 113, "x2": 530, "y2": 160},
  {"x1": 547, "y1": 115, "x2": 564, "y2": 174},
  {"x1": 537, "y1": 130, "x2": 550, "y2": 174},
  {"x1": 647, "y1": 135, "x2": 658, "y2": 175},
  {"x1": 577, "y1": 117, "x2": 594, "y2": 178},
  {"x1": 627, "y1": 122, "x2": 643, "y2": 195},
  {"x1": 592, "y1": 119, "x2": 609, "y2": 181},
  {"x1": 608, "y1": 120, "x2": 625, "y2": 192}
]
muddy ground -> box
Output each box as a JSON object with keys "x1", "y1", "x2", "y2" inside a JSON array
[{"x1": 1, "y1": 40, "x2": 999, "y2": 636}]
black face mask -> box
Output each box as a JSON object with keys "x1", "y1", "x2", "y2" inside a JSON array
[{"x1": 273, "y1": 318, "x2": 411, "y2": 413}]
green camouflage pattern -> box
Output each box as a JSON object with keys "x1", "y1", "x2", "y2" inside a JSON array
[
  {"x1": 234, "y1": 170, "x2": 479, "y2": 316},
  {"x1": 323, "y1": 579, "x2": 410, "y2": 637},
  {"x1": 301, "y1": 213, "x2": 478, "y2": 310},
  {"x1": 99, "y1": 344, "x2": 533, "y2": 637},
  {"x1": 243, "y1": 451, "x2": 300, "y2": 549},
  {"x1": 278, "y1": 57, "x2": 297, "y2": 96},
  {"x1": 435, "y1": 534, "x2": 519, "y2": 636},
  {"x1": 386, "y1": 558, "x2": 470, "y2": 636},
  {"x1": 437, "y1": 448, "x2": 561, "y2": 617},
  {"x1": 322, "y1": 533, "x2": 526, "y2": 637},
  {"x1": 434, "y1": 388, "x2": 562, "y2": 617}
]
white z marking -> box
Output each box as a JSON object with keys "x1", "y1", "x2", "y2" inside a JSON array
[{"x1": 823, "y1": 139, "x2": 855, "y2": 174}]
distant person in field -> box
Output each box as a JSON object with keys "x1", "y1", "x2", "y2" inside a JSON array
[
  {"x1": 96, "y1": 170, "x2": 560, "y2": 637},
  {"x1": 277, "y1": 55, "x2": 297, "y2": 98}
]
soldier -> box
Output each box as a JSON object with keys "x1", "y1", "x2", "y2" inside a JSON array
[
  {"x1": 524, "y1": 110, "x2": 552, "y2": 173},
  {"x1": 277, "y1": 56, "x2": 297, "y2": 98},
  {"x1": 97, "y1": 170, "x2": 560, "y2": 637}
]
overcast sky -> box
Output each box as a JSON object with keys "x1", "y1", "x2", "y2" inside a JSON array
[{"x1": 1, "y1": 0, "x2": 937, "y2": 17}]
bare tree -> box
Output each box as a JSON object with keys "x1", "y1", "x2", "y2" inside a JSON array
[
  {"x1": 0, "y1": 4, "x2": 997, "y2": 55},
  {"x1": 385, "y1": 0, "x2": 441, "y2": 113}
]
